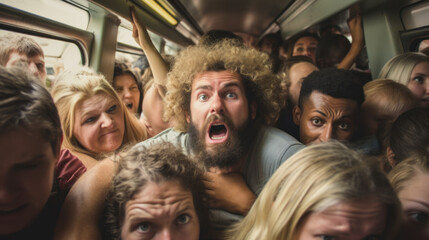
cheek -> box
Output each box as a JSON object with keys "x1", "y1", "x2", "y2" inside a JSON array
[
  {"x1": 407, "y1": 82, "x2": 425, "y2": 97},
  {"x1": 74, "y1": 125, "x2": 96, "y2": 147}
]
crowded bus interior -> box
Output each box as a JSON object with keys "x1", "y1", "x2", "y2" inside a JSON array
[{"x1": 1, "y1": 0, "x2": 429, "y2": 239}]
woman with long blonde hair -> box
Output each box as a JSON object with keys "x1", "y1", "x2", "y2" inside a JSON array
[
  {"x1": 226, "y1": 141, "x2": 401, "y2": 240},
  {"x1": 52, "y1": 67, "x2": 147, "y2": 168}
]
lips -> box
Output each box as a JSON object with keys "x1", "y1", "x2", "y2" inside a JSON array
[
  {"x1": 0, "y1": 204, "x2": 27, "y2": 216},
  {"x1": 126, "y1": 103, "x2": 133, "y2": 109},
  {"x1": 206, "y1": 122, "x2": 229, "y2": 144},
  {"x1": 100, "y1": 129, "x2": 118, "y2": 138}
]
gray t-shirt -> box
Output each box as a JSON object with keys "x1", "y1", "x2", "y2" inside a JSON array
[{"x1": 132, "y1": 125, "x2": 304, "y2": 231}]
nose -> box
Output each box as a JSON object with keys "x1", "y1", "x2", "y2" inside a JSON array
[
  {"x1": 424, "y1": 81, "x2": 429, "y2": 94},
  {"x1": 28, "y1": 62, "x2": 39, "y2": 77},
  {"x1": 303, "y1": 49, "x2": 312, "y2": 57},
  {"x1": 0, "y1": 174, "x2": 16, "y2": 204},
  {"x1": 209, "y1": 94, "x2": 224, "y2": 114},
  {"x1": 100, "y1": 112, "x2": 114, "y2": 128},
  {"x1": 123, "y1": 88, "x2": 132, "y2": 98},
  {"x1": 319, "y1": 124, "x2": 333, "y2": 142},
  {"x1": 157, "y1": 228, "x2": 172, "y2": 240}
]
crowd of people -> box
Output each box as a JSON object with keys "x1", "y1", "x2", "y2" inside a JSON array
[{"x1": 1, "y1": 6, "x2": 429, "y2": 240}]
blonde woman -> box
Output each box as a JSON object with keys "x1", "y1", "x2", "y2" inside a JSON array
[
  {"x1": 226, "y1": 141, "x2": 401, "y2": 240},
  {"x1": 51, "y1": 67, "x2": 147, "y2": 168},
  {"x1": 379, "y1": 52, "x2": 429, "y2": 108},
  {"x1": 389, "y1": 155, "x2": 429, "y2": 240}
]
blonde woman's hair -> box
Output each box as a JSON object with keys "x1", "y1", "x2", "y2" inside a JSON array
[
  {"x1": 165, "y1": 39, "x2": 284, "y2": 132},
  {"x1": 378, "y1": 52, "x2": 429, "y2": 85},
  {"x1": 51, "y1": 67, "x2": 147, "y2": 159},
  {"x1": 363, "y1": 78, "x2": 418, "y2": 117},
  {"x1": 388, "y1": 154, "x2": 429, "y2": 194},
  {"x1": 226, "y1": 141, "x2": 401, "y2": 240}
]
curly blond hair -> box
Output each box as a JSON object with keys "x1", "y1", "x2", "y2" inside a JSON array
[{"x1": 164, "y1": 39, "x2": 284, "y2": 132}]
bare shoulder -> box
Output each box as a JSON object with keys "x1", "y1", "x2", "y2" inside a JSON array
[{"x1": 54, "y1": 159, "x2": 117, "y2": 240}]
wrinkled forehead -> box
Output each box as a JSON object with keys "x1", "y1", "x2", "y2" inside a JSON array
[
  {"x1": 303, "y1": 91, "x2": 359, "y2": 110},
  {"x1": 191, "y1": 70, "x2": 244, "y2": 89}
]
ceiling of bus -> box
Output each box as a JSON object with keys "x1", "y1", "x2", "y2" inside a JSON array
[{"x1": 175, "y1": 0, "x2": 294, "y2": 38}]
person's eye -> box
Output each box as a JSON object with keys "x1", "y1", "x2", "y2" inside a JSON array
[
  {"x1": 317, "y1": 235, "x2": 336, "y2": 240},
  {"x1": 311, "y1": 118, "x2": 323, "y2": 126},
  {"x1": 115, "y1": 87, "x2": 123, "y2": 92},
  {"x1": 198, "y1": 93, "x2": 208, "y2": 101},
  {"x1": 84, "y1": 116, "x2": 97, "y2": 124},
  {"x1": 37, "y1": 63, "x2": 44, "y2": 70},
  {"x1": 338, "y1": 122, "x2": 349, "y2": 130},
  {"x1": 225, "y1": 92, "x2": 237, "y2": 99},
  {"x1": 296, "y1": 47, "x2": 304, "y2": 53},
  {"x1": 412, "y1": 76, "x2": 425, "y2": 84},
  {"x1": 107, "y1": 104, "x2": 117, "y2": 113},
  {"x1": 176, "y1": 214, "x2": 191, "y2": 225},
  {"x1": 136, "y1": 222, "x2": 151, "y2": 233},
  {"x1": 408, "y1": 211, "x2": 428, "y2": 225},
  {"x1": 130, "y1": 86, "x2": 139, "y2": 92}
]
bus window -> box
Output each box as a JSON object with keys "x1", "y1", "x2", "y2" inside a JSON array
[
  {"x1": 0, "y1": 29, "x2": 84, "y2": 87},
  {"x1": 0, "y1": 0, "x2": 89, "y2": 30}
]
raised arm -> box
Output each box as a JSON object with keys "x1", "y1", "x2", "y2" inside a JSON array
[
  {"x1": 337, "y1": 12, "x2": 364, "y2": 70},
  {"x1": 131, "y1": 7, "x2": 168, "y2": 98},
  {"x1": 54, "y1": 159, "x2": 116, "y2": 240}
]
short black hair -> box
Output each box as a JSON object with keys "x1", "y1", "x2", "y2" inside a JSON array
[{"x1": 298, "y1": 68, "x2": 365, "y2": 108}]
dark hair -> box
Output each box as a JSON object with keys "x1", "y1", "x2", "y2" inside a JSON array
[
  {"x1": 199, "y1": 30, "x2": 244, "y2": 47},
  {"x1": 316, "y1": 33, "x2": 351, "y2": 68},
  {"x1": 299, "y1": 68, "x2": 365, "y2": 108},
  {"x1": 104, "y1": 142, "x2": 210, "y2": 240},
  {"x1": 0, "y1": 32, "x2": 44, "y2": 66},
  {"x1": 286, "y1": 32, "x2": 320, "y2": 58},
  {"x1": 0, "y1": 65, "x2": 62, "y2": 156},
  {"x1": 257, "y1": 32, "x2": 283, "y2": 56},
  {"x1": 388, "y1": 108, "x2": 429, "y2": 163},
  {"x1": 113, "y1": 60, "x2": 143, "y2": 114}
]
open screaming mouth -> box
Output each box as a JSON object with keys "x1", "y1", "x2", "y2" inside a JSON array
[{"x1": 209, "y1": 124, "x2": 227, "y2": 140}]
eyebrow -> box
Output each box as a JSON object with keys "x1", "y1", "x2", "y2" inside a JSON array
[
  {"x1": 195, "y1": 81, "x2": 241, "y2": 91},
  {"x1": 315, "y1": 110, "x2": 327, "y2": 117},
  {"x1": 403, "y1": 198, "x2": 429, "y2": 209}
]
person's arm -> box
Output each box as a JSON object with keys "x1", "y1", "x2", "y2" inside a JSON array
[
  {"x1": 337, "y1": 13, "x2": 364, "y2": 70},
  {"x1": 54, "y1": 159, "x2": 116, "y2": 240},
  {"x1": 131, "y1": 7, "x2": 168, "y2": 98}
]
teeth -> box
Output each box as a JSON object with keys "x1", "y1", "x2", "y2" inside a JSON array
[{"x1": 211, "y1": 135, "x2": 225, "y2": 140}]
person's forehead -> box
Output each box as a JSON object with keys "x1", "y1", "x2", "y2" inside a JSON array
[
  {"x1": 0, "y1": 128, "x2": 56, "y2": 166},
  {"x1": 303, "y1": 91, "x2": 358, "y2": 111},
  {"x1": 8, "y1": 50, "x2": 44, "y2": 61},
  {"x1": 295, "y1": 36, "x2": 318, "y2": 46},
  {"x1": 114, "y1": 73, "x2": 137, "y2": 85},
  {"x1": 124, "y1": 180, "x2": 194, "y2": 214},
  {"x1": 290, "y1": 61, "x2": 317, "y2": 72},
  {"x1": 192, "y1": 70, "x2": 244, "y2": 89}
]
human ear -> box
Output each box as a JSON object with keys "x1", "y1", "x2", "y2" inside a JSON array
[
  {"x1": 186, "y1": 111, "x2": 191, "y2": 123},
  {"x1": 293, "y1": 105, "x2": 302, "y2": 125},
  {"x1": 386, "y1": 146, "x2": 396, "y2": 167}
]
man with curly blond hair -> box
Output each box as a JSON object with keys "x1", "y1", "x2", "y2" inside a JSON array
[{"x1": 135, "y1": 39, "x2": 304, "y2": 233}]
